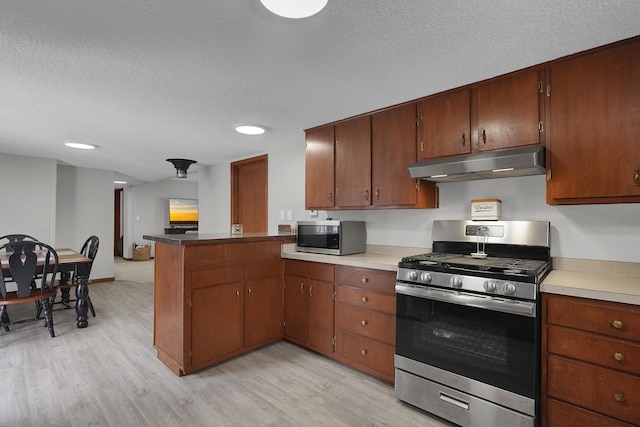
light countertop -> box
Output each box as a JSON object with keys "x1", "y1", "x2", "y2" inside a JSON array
[{"x1": 282, "y1": 244, "x2": 640, "y2": 306}]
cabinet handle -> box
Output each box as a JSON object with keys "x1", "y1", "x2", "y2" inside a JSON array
[
  {"x1": 236, "y1": 289, "x2": 240, "y2": 300},
  {"x1": 635, "y1": 168, "x2": 639, "y2": 186},
  {"x1": 614, "y1": 393, "x2": 625, "y2": 403},
  {"x1": 361, "y1": 320, "x2": 368, "y2": 327},
  {"x1": 614, "y1": 352, "x2": 625, "y2": 362},
  {"x1": 329, "y1": 192, "x2": 333, "y2": 203},
  {"x1": 375, "y1": 189, "x2": 380, "y2": 200},
  {"x1": 362, "y1": 277, "x2": 369, "y2": 284},
  {"x1": 612, "y1": 320, "x2": 624, "y2": 329},
  {"x1": 361, "y1": 349, "x2": 367, "y2": 357},
  {"x1": 361, "y1": 297, "x2": 368, "y2": 303},
  {"x1": 247, "y1": 287, "x2": 252, "y2": 298},
  {"x1": 481, "y1": 129, "x2": 487, "y2": 144},
  {"x1": 461, "y1": 133, "x2": 466, "y2": 146},
  {"x1": 364, "y1": 190, "x2": 369, "y2": 201},
  {"x1": 309, "y1": 285, "x2": 313, "y2": 297},
  {"x1": 300, "y1": 283, "x2": 305, "y2": 295}
]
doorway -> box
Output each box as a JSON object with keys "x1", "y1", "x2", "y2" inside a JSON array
[{"x1": 231, "y1": 154, "x2": 268, "y2": 233}]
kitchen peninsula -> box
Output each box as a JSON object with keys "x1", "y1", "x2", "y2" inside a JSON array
[{"x1": 143, "y1": 232, "x2": 295, "y2": 376}]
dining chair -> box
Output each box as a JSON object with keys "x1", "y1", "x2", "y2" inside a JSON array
[
  {"x1": 0, "y1": 240, "x2": 59, "y2": 337},
  {"x1": 53, "y1": 235, "x2": 99, "y2": 316},
  {"x1": 0, "y1": 234, "x2": 41, "y2": 324}
]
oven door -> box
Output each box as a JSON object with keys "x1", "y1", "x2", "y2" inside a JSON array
[{"x1": 395, "y1": 283, "x2": 539, "y2": 401}]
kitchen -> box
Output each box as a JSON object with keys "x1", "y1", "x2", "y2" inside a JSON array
[{"x1": 1, "y1": 2, "x2": 640, "y2": 426}]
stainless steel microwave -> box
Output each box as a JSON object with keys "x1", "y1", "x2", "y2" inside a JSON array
[{"x1": 296, "y1": 220, "x2": 366, "y2": 255}]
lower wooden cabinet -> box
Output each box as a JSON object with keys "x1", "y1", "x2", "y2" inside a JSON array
[
  {"x1": 334, "y1": 266, "x2": 396, "y2": 383},
  {"x1": 283, "y1": 260, "x2": 335, "y2": 357},
  {"x1": 542, "y1": 293, "x2": 640, "y2": 426},
  {"x1": 153, "y1": 238, "x2": 293, "y2": 376}
]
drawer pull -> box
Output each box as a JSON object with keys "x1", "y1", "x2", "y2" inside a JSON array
[
  {"x1": 361, "y1": 349, "x2": 367, "y2": 357},
  {"x1": 614, "y1": 393, "x2": 625, "y2": 403},
  {"x1": 300, "y1": 283, "x2": 305, "y2": 295},
  {"x1": 361, "y1": 297, "x2": 368, "y2": 303},
  {"x1": 614, "y1": 352, "x2": 625, "y2": 362},
  {"x1": 612, "y1": 320, "x2": 624, "y2": 329},
  {"x1": 361, "y1": 320, "x2": 368, "y2": 327},
  {"x1": 362, "y1": 277, "x2": 369, "y2": 284}
]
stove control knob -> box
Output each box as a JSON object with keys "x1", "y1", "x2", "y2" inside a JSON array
[
  {"x1": 407, "y1": 270, "x2": 418, "y2": 281},
  {"x1": 420, "y1": 272, "x2": 432, "y2": 283},
  {"x1": 483, "y1": 280, "x2": 497, "y2": 292},
  {"x1": 502, "y1": 282, "x2": 516, "y2": 295},
  {"x1": 450, "y1": 276, "x2": 463, "y2": 288}
]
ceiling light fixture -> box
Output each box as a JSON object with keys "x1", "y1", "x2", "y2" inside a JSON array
[
  {"x1": 260, "y1": 0, "x2": 328, "y2": 19},
  {"x1": 113, "y1": 180, "x2": 127, "y2": 184},
  {"x1": 167, "y1": 158, "x2": 197, "y2": 178},
  {"x1": 235, "y1": 125, "x2": 266, "y2": 135},
  {"x1": 65, "y1": 142, "x2": 96, "y2": 150}
]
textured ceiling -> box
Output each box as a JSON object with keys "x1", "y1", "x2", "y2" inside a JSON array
[{"x1": 1, "y1": 0, "x2": 639, "y2": 185}]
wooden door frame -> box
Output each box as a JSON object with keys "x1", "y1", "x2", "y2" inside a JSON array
[
  {"x1": 230, "y1": 154, "x2": 268, "y2": 230},
  {"x1": 114, "y1": 188, "x2": 123, "y2": 256}
]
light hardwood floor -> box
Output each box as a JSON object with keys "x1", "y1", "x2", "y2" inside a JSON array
[{"x1": 0, "y1": 258, "x2": 455, "y2": 427}]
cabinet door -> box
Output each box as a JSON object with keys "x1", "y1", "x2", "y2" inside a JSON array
[
  {"x1": 418, "y1": 88, "x2": 471, "y2": 159},
  {"x1": 305, "y1": 125, "x2": 335, "y2": 209},
  {"x1": 307, "y1": 279, "x2": 335, "y2": 356},
  {"x1": 335, "y1": 115, "x2": 372, "y2": 207},
  {"x1": 283, "y1": 273, "x2": 308, "y2": 343},
  {"x1": 475, "y1": 68, "x2": 543, "y2": 151},
  {"x1": 547, "y1": 39, "x2": 640, "y2": 203},
  {"x1": 372, "y1": 103, "x2": 422, "y2": 207},
  {"x1": 191, "y1": 282, "x2": 243, "y2": 367},
  {"x1": 245, "y1": 274, "x2": 283, "y2": 348}
]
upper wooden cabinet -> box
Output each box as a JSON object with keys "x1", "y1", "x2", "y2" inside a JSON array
[
  {"x1": 335, "y1": 115, "x2": 372, "y2": 208},
  {"x1": 306, "y1": 107, "x2": 438, "y2": 210},
  {"x1": 418, "y1": 88, "x2": 471, "y2": 160},
  {"x1": 372, "y1": 103, "x2": 437, "y2": 207},
  {"x1": 474, "y1": 67, "x2": 545, "y2": 152},
  {"x1": 305, "y1": 125, "x2": 335, "y2": 209},
  {"x1": 546, "y1": 37, "x2": 640, "y2": 204}
]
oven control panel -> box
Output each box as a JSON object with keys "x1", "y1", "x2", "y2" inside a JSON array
[{"x1": 397, "y1": 268, "x2": 537, "y2": 301}]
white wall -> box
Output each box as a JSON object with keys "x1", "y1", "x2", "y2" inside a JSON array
[
  {"x1": 0, "y1": 154, "x2": 57, "y2": 243},
  {"x1": 198, "y1": 163, "x2": 231, "y2": 233},
  {"x1": 56, "y1": 165, "x2": 114, "y2": 281},
  {"x1": 197, "y1": 145, "x2": 640, "y2": 264},
  {"x1": 123, "y1": 178, "x2": 197, "y2": 258}
]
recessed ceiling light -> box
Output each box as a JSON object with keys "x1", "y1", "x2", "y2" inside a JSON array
[
  {"x1": 113, "y1": 180, "x2": 127, "y2": 184},
  {"x1": 235, "y1": 125, "x2": 266, "y2": 135},
  {"x1": 260, "y1": 0, "x2": 328, "y2": 19},
  {"x1": 65, "y1": 142, "x2": 96, "y2": 150}
]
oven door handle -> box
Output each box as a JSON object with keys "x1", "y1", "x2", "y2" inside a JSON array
[{"x1": 396, "y1": 283, "x2": 536, "y2": 317}]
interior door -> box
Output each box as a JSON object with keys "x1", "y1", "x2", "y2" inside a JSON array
[{"x1": 231, "y1": 154, "x2": 268, "y2": 233}]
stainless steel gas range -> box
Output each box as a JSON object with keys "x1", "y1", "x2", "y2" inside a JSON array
[{"x1": 395, "y1": 220, "x2": 551, "y2": 427}]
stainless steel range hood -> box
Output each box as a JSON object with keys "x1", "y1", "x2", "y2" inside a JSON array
[{"x1": 408, "y1": 146, "x2": 545, "y2": 182}]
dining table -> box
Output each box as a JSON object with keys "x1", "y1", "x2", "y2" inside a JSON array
[{"x1": 0, "y1": 247, "x2": 94, "y2": 328}]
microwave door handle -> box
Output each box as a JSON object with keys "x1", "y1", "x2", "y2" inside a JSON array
[{"x1": 395, "y1": 283, "x2": 536, "y2": 318}]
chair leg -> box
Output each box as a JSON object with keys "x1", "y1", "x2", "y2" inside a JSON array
[
  {"x1": 35, "y1": 300, "x2": 43, "y2": 319},
  {"x1": 42, "y1": 299, "x2": 55, "y2": 338},
  {"x1": 88, "y1": 296, "x2": 96, "y2": 317},
  {"x1": 0, "y1": 306, "x2": 10, "y2": 332}
]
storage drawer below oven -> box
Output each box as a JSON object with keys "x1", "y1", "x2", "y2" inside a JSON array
[
  {"x1": 395, "y1": 368, "x2": 535, "y2": 427},
  {"x1": 336, "y1": 331, "x2": 394, "y2": 381}
]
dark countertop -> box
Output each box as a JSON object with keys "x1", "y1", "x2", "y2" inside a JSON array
[{"x1": 142, "y1": 232, "x2": 296, "y2": 246}]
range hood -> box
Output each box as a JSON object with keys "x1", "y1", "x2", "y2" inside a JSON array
[{"x1": 408, "y1": 146, "x2": 546, "y2": 182}]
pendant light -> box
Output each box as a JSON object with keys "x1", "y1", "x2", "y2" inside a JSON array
[{"x1": 167, "y1": 158, "x2": 197, "y2": 178}]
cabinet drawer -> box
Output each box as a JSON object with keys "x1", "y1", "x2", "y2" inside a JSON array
[
  {"x1": 225, "y1": 241, "x2": 282, "y2": 262},
  {"x1": 191, "y1": 267, "x2": 243, "y2": 289},
  {"x1": 245, "y1": 259, "x2": 281, "y2": 280},
  {"x1": 546, "y1": 294, "x2": 640, "y2": 341},
  {"x1": 335, "y1": 266, "x2": 395, "y2": 293},
  {"x1": 547, "y1": 355, "x2": 640, "y2": 425},
  {"x1": 548, "y1": 326, "x2": 640, "y2": 375},
  {"x1": 284, "y1": 259, "x2": 307, "y2": 277},
  {"x1": 336, "y1": 286, "x2": 395, "y2": 314},
  {"x1": 336, "y1": 330, "x2": 394, "y2": 379},
  {"x1": 336, "y1": 303, "x2": 395, "y2": 345},
  {"x1": 546, "y1": 397, "x2": 636, "y2": 427},
  {"x1": 307, "y1": 262, "x2": 334, "y2": 282}
]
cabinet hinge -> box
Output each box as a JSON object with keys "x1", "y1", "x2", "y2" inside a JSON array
[
  {"x1": 332, "y1": 336, "x2": 336, "y2": 351},
  {"x1": 538, "y1": 81, "x2": 543, "y2": 93},
  {"x1": 546, "y1": 170, "x2": 552, "y2": 181},
  {"x1": 538, "y1": 121, "x2": 544, "y2": 133},
  {"x1": 415, "y1": 180, "x2": 420, "y2": 191},
  {"x1": 420, "y1": 141, "x2": 424, "y2": 152},
  {"x1": 333, "y1": 292, "x2": 336, "y2": 301},
  {"x1": 546, "y1": 84, "x2": 551, "y2": 97}
]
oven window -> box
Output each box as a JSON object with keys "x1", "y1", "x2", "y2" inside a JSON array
[{"x1": 396, "y1": 293, "x2": 538, "y2": 398}]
